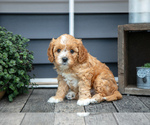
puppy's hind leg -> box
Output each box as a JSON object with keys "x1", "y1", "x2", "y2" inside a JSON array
[
  {"x1": 90, "y1": 73, "x2": 121, "y2": 103},
  {"x1": 90, "y1": 75, "x2": 108, "y2": 103},
  {"x1": 90, "y1": 91, "x2": 122, "y2": 103},
  {"x1": 103, "y1": 91, "x2": 122, "y2": 102}
]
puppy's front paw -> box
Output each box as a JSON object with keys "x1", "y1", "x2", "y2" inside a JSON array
[
  {"x1": 77, "y1": 98, "x2": 91, "y2": 106},
  {"x1": 90, "y1": 98, "x2": 98, "y2": 104},
  {"x1": 66, "y1": 91, "x2": 76, "y2": 100},
  {"x1": 47, "y1": 96, "x2": 63, "y2": 103}
]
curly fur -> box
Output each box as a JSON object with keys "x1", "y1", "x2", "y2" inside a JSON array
[{"x1": 47, "y1": 34, "x2": 122, "y2": 106}]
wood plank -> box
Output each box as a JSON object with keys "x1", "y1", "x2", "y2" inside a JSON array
[
  {"x1": 118, "y1": 25, "x2": 124, "y2": 74},
  {"x1": 0, "y1": 113, "x2": 25, "y2": 125},
  {"x1": 22, "y1": 89, "x2": 56, "y2": 112},
  {"x1": 125, "y1": 85, "x2": 150, "y2": 95},
  {"x1": 118, "y1": 74, "x2": 125, "y2": 93},
  {"x1": 55, "y1": 99, "x2": 85, "y2": 113},
  {"x1": 114, "y1": 113, "x2": 150, "y2": 125},
  {"x1": 138, "y1": 96, "x2": 150, "y2": 109},
  {"x1": 0, "y1": 89, "x2": 32, "y2": 112},
  {"x1": 118, "y1": 25, "x2": 125, "y2": 94},
  {"x1": 85, "y1": 102, "x2": 117, "y2": 113},
  {"x1": 54, "y1": 113, "x2": 85, "y2": 125},
  {"x1": 21, "y1": 113, "x2": 55, "y2": 125},
  {"x1": 113, "y1": 95, "x2": 150, "y2": 112},
  {"x1": 123, "y1": 23, "x2": 150, "y2": 31},
  {"x1": 85, "y1": 113, "x2": 117, "y2": 125},
  {"x1": 144, "y1": 113, "x2": 150, "y2": 121}
]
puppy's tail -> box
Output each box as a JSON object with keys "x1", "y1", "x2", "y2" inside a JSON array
[{"x1": 103, "y1": 91, "x2": 122, "y2": 101}]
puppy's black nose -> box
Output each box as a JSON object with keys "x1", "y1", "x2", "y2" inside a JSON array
[{"x1": 62, "y1": 57, "x2": 68, "y2": 63}]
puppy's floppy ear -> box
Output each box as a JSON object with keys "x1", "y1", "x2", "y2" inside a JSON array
[
  {"x1": 77, "y1": 39, "x2": 88, "y2": 63},
  {"x1": 47, "y1": 38, "x2": 55, "y2": 62}
]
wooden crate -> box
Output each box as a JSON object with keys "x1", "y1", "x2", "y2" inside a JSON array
[{"x1": 118, "y1": 23, "x2": 150, "y2": 95}]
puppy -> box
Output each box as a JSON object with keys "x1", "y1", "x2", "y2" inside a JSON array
[{"x1": 47, "y1": 34, "x2": 122, "y2": 106}]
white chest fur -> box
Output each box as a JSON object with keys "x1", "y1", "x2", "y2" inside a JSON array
[{"x1": 61, "y1": 73, "x2": 78, "y2": 88}]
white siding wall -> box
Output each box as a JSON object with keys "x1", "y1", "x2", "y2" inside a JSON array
[{"x1": 0, "y1": 0, "x2": 128, "y2": 79}]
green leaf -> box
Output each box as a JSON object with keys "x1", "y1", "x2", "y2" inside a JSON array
[
  {"x1": 3, "y1": 52, "x2": 8, "y2": 58},
  {"x1": 19, "y1": 60, "x2": 23, "y2": 64},
  {"x1": 4, "y1": 74, "x2": 11, "y2": 79},
  {"x1": 6, "y1": 40, "x2": 12, "y2": 46},
  {"x1": 15, "y1": 53, "x2": 20, "y2": 58},
  {"x1": 4, "y1": 64, "x2": 8, "y2": 68},
  {"x1": 9, "y1": 60, "x2": 16, "y2": 67},
  {"x1": 0, "y1": 81, "x2": 4, "y2": 86},
  {"x1": 0, "y1": 53, "x2": 2, "y2": 58},
  {"x1": 23, "y1": 55, "x2": 27, "y2": 59},
  {"x1": 17, "y1": 82, "x2": 24, "y2": 88},
  {"x1": 9, "y1": 84, "x2": 15, "y2": 91},
  {"x1": 0, "y1": 60, "x2": 5, "y2": 65},
  {"x1": 0, "y1": 72, "x2": 4, "y2": 76},
  {"x1": 14, "y1": 77, "x2": 20, "y2": 83},
  {"x1": 9, "y1": 68, "x2": 16, "y2": 74},
  {"x1": 0, "y1": 65, "x2": 2, "y2": 72},
  {"x1": 14, "y1": 90, "x2": 19, "y2": 96},
  {"x1": 8, "y1": 94, "x2": 13, "y2": 102},
  {"x1": 18, "y1": 70, "x2": 25, "y2": 75}
]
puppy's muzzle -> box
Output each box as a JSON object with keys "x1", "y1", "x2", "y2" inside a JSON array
[{"x1": 62, "y1": 57, "x2": 68, "y2": 63}]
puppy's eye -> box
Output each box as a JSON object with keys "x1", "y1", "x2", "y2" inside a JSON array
[
  {"x1": 70, "y1": 49, "x2": 74, "y2": 54},
  {"x1": 57, "y1": 49, "x2": 61, "y2": 53}
]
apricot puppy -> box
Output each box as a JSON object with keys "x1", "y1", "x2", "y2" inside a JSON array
[{"x1": 47, "y1": 34, "x2": 122, "y2": 106}]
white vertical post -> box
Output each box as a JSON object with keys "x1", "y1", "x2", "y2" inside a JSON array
[
  {"x1": 69, "y1": 0, "x2": 74, "y2": 36},
  {"x1": 129, "y1": 0, "x2": 150, "y2": 23}
]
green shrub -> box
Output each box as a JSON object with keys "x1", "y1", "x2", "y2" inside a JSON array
[
  {"x1": 0, "y1": 26, "x2": 34, "y2": 101},
  {"x1": 143, "y1": 63, "x2": 150, "y2": 68}
]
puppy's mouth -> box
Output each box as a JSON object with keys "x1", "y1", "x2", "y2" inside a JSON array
[
  {"x1": 59, "y1": 62, "x2": 69, "y2": 70},
  {"x1": 62, "y1": 62, "x2": 68, "y2": 65}
]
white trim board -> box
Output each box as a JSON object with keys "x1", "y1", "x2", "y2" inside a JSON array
[
  {"x1": 30, "y1": 77, "x2": 118, "y2": 85},
  {"x1": 30, "y1": 78, "x2": 58, "y2": 85},
  {"x1": 29, "y1": 85, "x2": 58, "y2": 88}
]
